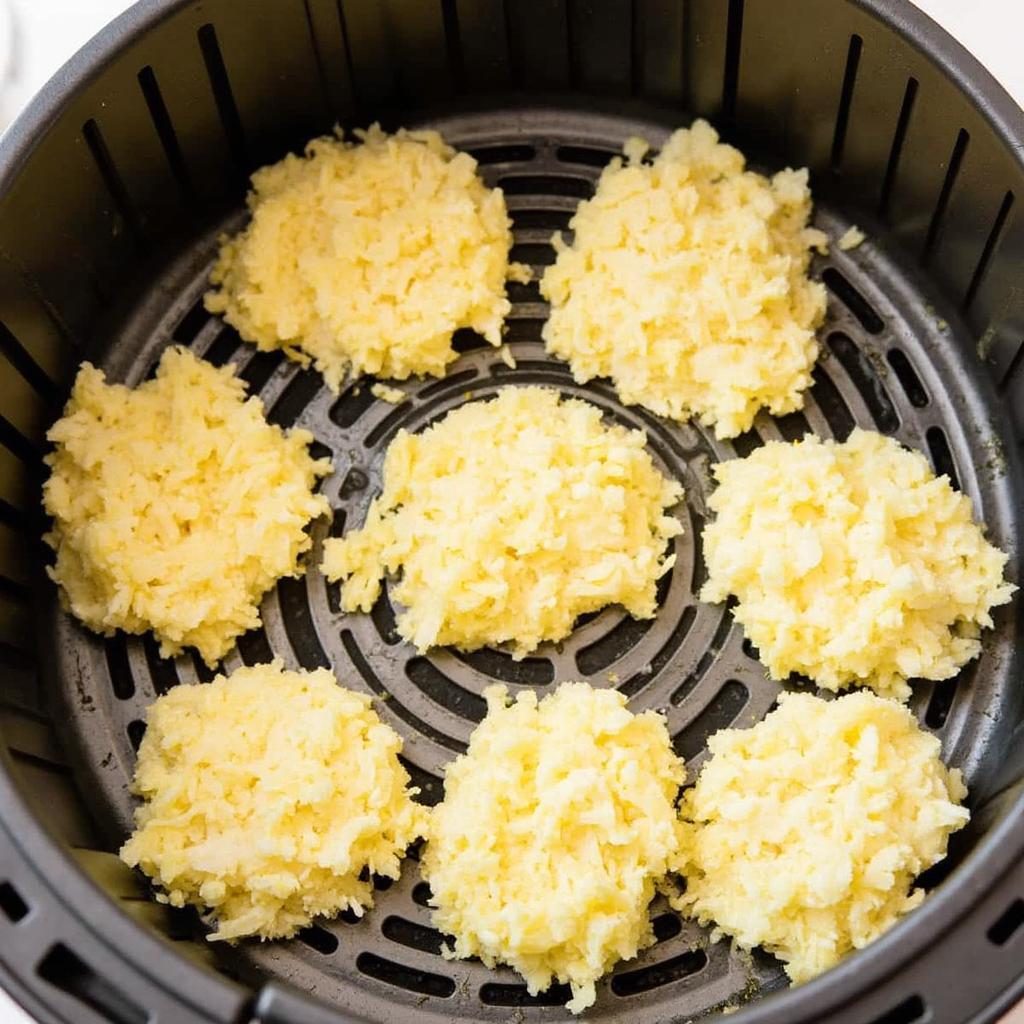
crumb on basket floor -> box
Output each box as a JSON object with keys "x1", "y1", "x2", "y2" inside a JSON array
[
  {"x1": 370, "y1": 381, "x2": 406, "y2": 403},
  {"x1": 837, "y1": 224, "x2": 866, "y2": 250}
]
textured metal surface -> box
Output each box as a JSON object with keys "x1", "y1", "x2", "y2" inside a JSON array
[{"x1": 48, "y1": 109, "x2": 1021, "y2": 1022}]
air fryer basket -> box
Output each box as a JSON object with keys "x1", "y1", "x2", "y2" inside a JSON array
[{"x1": 0, "y1": 2, "x2": 1022, "y2": 1023}]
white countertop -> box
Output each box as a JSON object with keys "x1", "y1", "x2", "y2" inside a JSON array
[{"x1": 0, "y1": 1, "x2": 1021, "y2": 1022}]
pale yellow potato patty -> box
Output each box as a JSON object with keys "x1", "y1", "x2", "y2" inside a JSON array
[
  {"x1": 120, "y1": 662, "x2": 428, "y2": 941},
  {"x1": 701, "y1": 428, "x2": 1014, "y2": 699},
  {"x1": 43, "y1": 347, "x2": 330, "y2": 665},
  {"x1": 321, "y1": 386, "x2": 683, "y2": 656},
  {"x1": 206, "y1": 124, "x2": 528, "y2": 390},
  {"x1": 424, "y1": 683, "x2": 686, "y2": 1013},
  {"x1": 541, "y1": 119, "x2": 827, "y2": 439},
  {"x1": 673, "y1": 691, "x2": 969, "y2": 982}
]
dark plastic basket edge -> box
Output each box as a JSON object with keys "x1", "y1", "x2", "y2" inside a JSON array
[
  {"x1": 853, "y1": 0, "x2": 1024, "y2": 176},
  {"x1": 0, "y1": 0, "x2": 179, "y2": 197},
  {"x1": 0, "y1": 738, "x2": 253, "y2": 1024},
  {"x1": 0, "y1": 1, "x2": 1020, "y2": 1023}
]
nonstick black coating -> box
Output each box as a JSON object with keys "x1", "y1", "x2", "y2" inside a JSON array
[
  {"x1": 2, "y1": 1, "x2": 1024, "y2": 1022},
  {"x1": 46, "y1": 108, "x2": 1023, "y2": 1023}
]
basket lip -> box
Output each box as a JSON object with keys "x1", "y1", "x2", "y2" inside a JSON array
[
  {"x1": 853, "y1": 0, "x2": 1024, "y2": 166},
  {"x1": 0, "y1": 0, "x2": 1020, "y2": 1023},
  {"x1": 2, "y1": 0, "x2": 1024, "y2": 191},
  {"x1": 0, "y1": 0, "x2": 166, "y2": 193},
  {"x1": 0, "y1": 743, "x2": 253, "y2": 1024}
]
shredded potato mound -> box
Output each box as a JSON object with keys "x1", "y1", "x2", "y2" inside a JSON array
[
  {"x1": 43, "y1": 347, "x2": 331, "y2": 665},
  {"x1": 424, "y1": 683, "x2": 686, "y2": 1013},
  {"x1": 540, "y1": 120, "x2": 828, "y2": 439},
  {"x1": 701, "y1": 429, "x2": 1014, "y2": 699},
  {"x1": 321, "y1": 387, "x2": 682, "y2": 656},
  {"x1": 673, "y1": 691, "x2": 969, "y2": 982},
  {"x1": 120, "y1": 661, "x2": 428, "y2": 941},
  {"x1": 205, "y1": 124, "x2": 527, "y2": 390}
]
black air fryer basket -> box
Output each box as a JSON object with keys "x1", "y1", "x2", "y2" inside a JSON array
[{"x1": 0, "y1": 1, "x2": 1022, "y2": 1023}]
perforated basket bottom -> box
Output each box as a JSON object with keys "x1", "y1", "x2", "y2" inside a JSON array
[{"x1": 48, "y1": 109, "x2": 1019, "y2": 1022}]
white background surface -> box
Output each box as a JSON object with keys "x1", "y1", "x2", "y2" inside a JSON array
[{"x1": 0, "y1": 1, "x2": 1021, "y2": 1022}]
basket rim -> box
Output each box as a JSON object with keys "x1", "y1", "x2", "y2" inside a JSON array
[{"x1": 0, "y1": 1, "x2": 1021, "y2": 1023}]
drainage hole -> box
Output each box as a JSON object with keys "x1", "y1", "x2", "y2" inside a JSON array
[
  {"x1": 672, "y1": 681, "x2": 749, "y2": 761},
  {"x1": 469, "y1": 144, "x2": 537, "y2": 164},
  {"x1": 406, "y1": 657, "x2": 487, "y2": 722},
  {"x1": 509, "y1": 242, "x2": 556, "y2": 267},
  {"x1": 0, "y1": 881, "x2": 28, "y2": 922},
  {"x1": 105, "y1": 636, "x2": 135, "y2": 700},
  {"x1": 127, "y1": 720, "x2": 147, "y2": 752},
  {"x1": 381, "y1": 915, "x2": 446, "y2": 955},
  {"x1": 499, "y1": 174, "x2": 594, "y2": 199},
  {"x1": 297, "y1": 924, "x2": 338, "y2": 954},
  {"x1": 453, "y1": 647, "x2": 554, "y2": 684},
  {"x1": 925, "y1": 426, "x2": 960, "y2": 490},
  {"x1": 810, "y1": 363, "x2": 856, "y2": 441},
  {"x1": 576, "y1": 614, "x2": 655, "y2": 676},
  {"x1": 480, "y1": 981, "x2": 571, "y2": 1006},
  {"x1": 610, "y1": 949, "x2": 708, "y2": 996},
  {"x1": 511, "y1": 208, "x2": 574, "y2": 233},
  {"x1": 774, "y1": 409, "x2": 812, "y2": 441},
  {"x1": 355, "y1": 952, "x2": 455, "y2": 997},
  {"x1": 38, "y1": 943, "x2": 147, "y2": 1024},
  {"x1": 173, "y1": 298, "x2": 212, "y2": 345},
  {"x1": 652, "y1": 912, "x2": 682, "y2": 943},
  {"x1": 339, "y1": 467, "x2": 369, "y2": 499},
  {"x1": 822, "y1": 267, "x2": 885, "y2": 334},
  {"x1": 731, "y1": 426, "x2": 762, "y2": 458},
  {"x1": 924, "y1": 674, "x2": 960, "y2": 729},
  {"x1": 886, "y1": 349, "x2": 929, "y2": 407},
  {"x1": 868, "y1": 994, "x2": 926, "y2": 1024},
  {"x1": 330, "y1": 381, "x2": 376, "y2": 428},
  {"x1": 202, "y1": 327, "x2": 243, "y2": 368},
  {"x1": 828, "y1": 332, "x2": 899, "y2": 433},
  {"x1": 988, "y1": 899, "x2": 1024, "y2": 946},
  {"x1": 556, "y1": 144, "x2": 617, "y2": 167}
]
